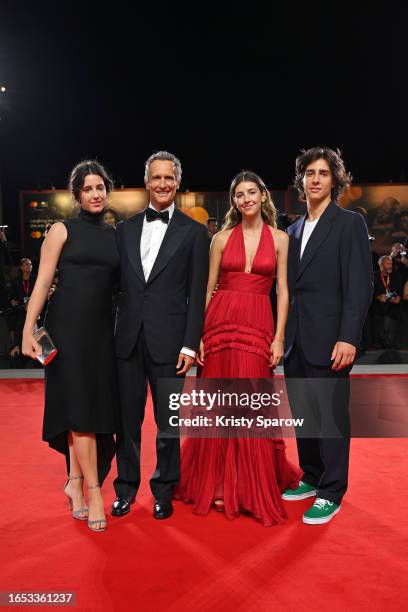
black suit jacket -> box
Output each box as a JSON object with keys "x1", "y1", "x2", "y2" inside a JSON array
[
  {"x1": 285, "y1": 201, "x2": 373, "y2": 366},
  {"x1": 115, "y1": 208, "x2": 210, "y2": 363}
]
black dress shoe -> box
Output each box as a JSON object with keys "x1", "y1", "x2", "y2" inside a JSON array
[
  {"x1": 153, "y1": 499, "x2": 173, "y2": 520},
  {"x1": 111, "y1": 495, "x2": 135, "y2": 517}
]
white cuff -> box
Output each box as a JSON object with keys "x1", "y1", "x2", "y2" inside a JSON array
[{"x1": 180, "y1": 347, "x2": 196, "y2": 359}]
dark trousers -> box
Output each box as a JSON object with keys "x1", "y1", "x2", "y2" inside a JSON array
[
  {"x1": 114, "y1": 328, "x2": 182, "y2": 501},
  {"x1": 284, "y1": 333, "x2": 351, "y2": 505},
  {"x1": 374, "y1": 313, "x2": 398, "y2": 349}
]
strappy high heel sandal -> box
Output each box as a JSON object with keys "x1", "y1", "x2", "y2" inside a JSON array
[
  {"x1": 87, "y1": 484, "x2": 107, "y2": 532},
  {"x1": 63, "y1": 475, "x2": 88, "y2": 520}
]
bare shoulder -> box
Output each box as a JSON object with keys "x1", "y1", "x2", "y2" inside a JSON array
[
  {"x1": 42, "y1": 222, "x2": 67, "y2": 246},
  {"x1": 211, "y1": 228, "x2": 233, "y2": 250},
  {"x1": 268, "y1": 226, "x2": 288, "y2": 249}
]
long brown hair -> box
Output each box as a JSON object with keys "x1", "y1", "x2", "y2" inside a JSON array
[{"x1": 223, "y1": 170, "x2": 277, "y2": 230}]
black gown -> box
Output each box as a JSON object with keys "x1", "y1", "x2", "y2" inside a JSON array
[{"x1": 43, "y1": 208, "x2": 120, "y2": 483}]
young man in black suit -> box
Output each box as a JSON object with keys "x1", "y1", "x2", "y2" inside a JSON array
[
  {"x1": 112, "y1": 151, "x2": 209, "y2": 519},
  {"x1": 282, "y1": 147, "x2": 373, "y2": 524}
]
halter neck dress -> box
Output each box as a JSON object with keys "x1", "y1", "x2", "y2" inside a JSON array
[{"x1": 177, "y1": 223, "x2": 301, "y2": 526}]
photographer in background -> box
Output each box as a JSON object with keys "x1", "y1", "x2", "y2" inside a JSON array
[
  {"x1": 10, "y1": 258, "x2": 35, "y2": 306},
  {"x1": 373, "y1": 255, "x2": 403, "y2": 349},
  {"x1": 390, "y1": 241, "x2": 408, "y2": 284},
  {"x1": 8, "y1": 257, "x2": 37, "y2": 366}
]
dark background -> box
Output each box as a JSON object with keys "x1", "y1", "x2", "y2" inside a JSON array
[{"x1": 0, "y1": 1, "x2": 406, "y2": 244}]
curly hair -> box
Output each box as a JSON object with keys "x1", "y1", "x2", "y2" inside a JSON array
[
  {"x1": 223, "y1": 170, "x2": 277, "y2": 230},
  {"x1": 294, "y1": 146, "x2": 352, "y2": 202}
]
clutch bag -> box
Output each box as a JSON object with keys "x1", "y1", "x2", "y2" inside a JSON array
[{"x1": 33, "y1": 326, "x2": 58, "y2": 366}]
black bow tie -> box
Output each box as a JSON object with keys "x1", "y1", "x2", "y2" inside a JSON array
[{"x1": 145, "y1": 208, "x2": 170, "y2": 224}]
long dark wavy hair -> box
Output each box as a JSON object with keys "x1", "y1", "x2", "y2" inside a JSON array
[
  {"x1": 294, "y1": 146, "x2": 352, "y2": 202},
  {"x1": 223, "y1": 170, "x2": 277, "y2": 230}
]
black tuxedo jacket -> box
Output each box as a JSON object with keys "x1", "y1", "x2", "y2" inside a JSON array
[
  {"x1": 285, "y1": 201, "x2": 373, "y2": 366},
  {"x1": 115, "y1": 208, "x2": 210, "y2": 363}
]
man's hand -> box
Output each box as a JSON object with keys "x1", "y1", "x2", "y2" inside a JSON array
[
  {"x1": 176, "y1": 353, "x2": 194, "y2": 376},
  {"x1": 331, "y1": 341, "x2": 356, "y2": 371},
  {"x1": 377, "y1": 294, "x2": 387, "y2": 303},
  {"x1": 391, "y1": 295, "x2": 401, "y2": 304}
]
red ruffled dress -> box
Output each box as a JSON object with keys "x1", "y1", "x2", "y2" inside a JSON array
[{"x1": 176, "y1": 223, "x2": 301, "y2": 526}]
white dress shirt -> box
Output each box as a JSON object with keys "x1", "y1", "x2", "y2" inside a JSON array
[
  {"x1": 140, "y1": 202, "x2": 195, "y2": 359},
  {"x1": 141, "y1": 202, "x2": 175, "y2": 281}
]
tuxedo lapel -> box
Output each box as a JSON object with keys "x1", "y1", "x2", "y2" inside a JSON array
[
  {"x1": 293, "y1": 215, "x2": 306, "y2": 262},
  {"x1": 127, "y1": 213, "x2": 146, "y2": 284},
  {"x1": 287, "y1": 216, "x2": 305, "y2": 279},
  {"x1": 297, "y1": 201, "x2": 337, "y2": 280},
  {"x1": 147, "y1": 209, "x2": 190, "y2": 285}
]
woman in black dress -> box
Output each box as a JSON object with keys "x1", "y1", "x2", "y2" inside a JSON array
[{"x1": 23, "y1": 161, "x2": 120, "y2": 532}]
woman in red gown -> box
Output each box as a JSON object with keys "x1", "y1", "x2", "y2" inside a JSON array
[{"x1": 176, "y1": 170, "x2": 301, "y2": 527}]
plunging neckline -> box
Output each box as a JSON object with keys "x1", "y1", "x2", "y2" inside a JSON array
[{"x1": 240, "y1": 223, "x2": 266, "y2": 274}]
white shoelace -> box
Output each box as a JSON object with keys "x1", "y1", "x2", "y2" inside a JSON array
[{"x1": 314, "y1": 498, "x2": 334, "y2": 509}]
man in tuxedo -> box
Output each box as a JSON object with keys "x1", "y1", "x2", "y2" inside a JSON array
[
  {"x1": 112, "y1": 151, "x2": 209, "y2": 519},
  {"x1": 282, "y1": 147, "x2": 373, "y2": 524}
]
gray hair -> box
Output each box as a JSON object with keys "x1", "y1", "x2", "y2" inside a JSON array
[{"x1": 144, "y1": 151, "x2": 182, "y2": 184}]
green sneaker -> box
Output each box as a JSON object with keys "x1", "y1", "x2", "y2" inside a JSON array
[
  {"x1": 303, "y1": 498, "x2": 340, "y2": 524},
  {"x1": 282, "y1": 480, "x2": 317, "y2": 501}
]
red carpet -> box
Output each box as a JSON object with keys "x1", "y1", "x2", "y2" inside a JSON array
[{"x1": 1, "y1": 379, "x2": 407, "y2": 611}]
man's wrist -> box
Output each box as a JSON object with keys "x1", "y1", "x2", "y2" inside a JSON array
[
  {"x1": 336, "y1": 340, "x2": 357, "y2": 349},
  {"x1": 181, "y1": 346, "x2": 196, "y2": 359}
]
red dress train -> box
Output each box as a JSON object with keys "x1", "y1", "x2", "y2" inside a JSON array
[{"x1": 176, "y1": 223, "x2": 301, "y2": 526}]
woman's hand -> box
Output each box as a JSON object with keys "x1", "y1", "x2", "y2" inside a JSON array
[
  {"x1": 269, "y1": 339, "x2": 284, "y2": 368},
  {"x1": 196, "y1": 339, "x2": 205, "y2": 366},
  {"x1": 48, "y1": 284, "x2": 56, "y2": 300},
  {"x1": 22, "y1": 332, "x2": 42, "y2": 361}
]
